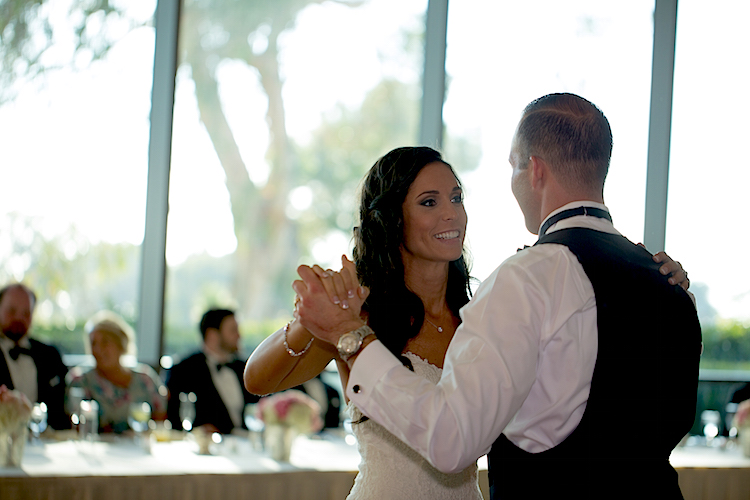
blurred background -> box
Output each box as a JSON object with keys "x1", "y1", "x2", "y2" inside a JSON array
[{"x1": 1, "y1": 0, "x2": 748, "y2": 435}]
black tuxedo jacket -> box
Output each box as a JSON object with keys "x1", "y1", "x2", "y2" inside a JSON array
[
  {"x1": 166, "y1": 351, "x2": 259, "y2": 434},
  {"x1": 0, "y1": 338, "x2": 70, "y2": 430}
]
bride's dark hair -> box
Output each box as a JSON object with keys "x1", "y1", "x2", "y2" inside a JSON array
[{"x1": 353, "y1": 146, "x2": 472, "y2": 361}]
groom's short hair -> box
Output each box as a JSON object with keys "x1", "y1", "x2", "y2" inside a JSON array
[{"x1": 516, "y1": 93, "x2": 612, "y2": 193}]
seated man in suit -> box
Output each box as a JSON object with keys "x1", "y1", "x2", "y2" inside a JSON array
[
  {"x1": 166, "y1": 308, "x2": 259, "y2": 434},
  {"x1": 0, "y1": 283, "x2": 70, "y2": 429}
]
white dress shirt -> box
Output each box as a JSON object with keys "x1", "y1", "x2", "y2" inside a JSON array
[
  {"x1": 204, "y1": 350, "x2": 245, "y2": 429},
  {"x1": 0, "y1": 335, "x2": 38, "y2": 403},
  {"x1": 347, "y1": 201, "x2": 619, "y2": 474}
]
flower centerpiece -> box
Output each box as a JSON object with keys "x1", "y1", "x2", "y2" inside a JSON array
[
  {"x1": 257, "y1": 390, "x2": 323, "y2": 461},
  {"x1": 0, "y1": 384, "x2": 32, "y2": 466}
]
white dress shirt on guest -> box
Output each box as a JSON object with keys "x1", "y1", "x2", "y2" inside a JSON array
[
  {"x1": 204, "y1": 350, "x2": 245, "y2": 429},
  {"x1": 346, "y1": 201, "x2": 620, "y2": 474},
  {"x1": 0, "y1": 335, "x2": 38, "y2": 403}
]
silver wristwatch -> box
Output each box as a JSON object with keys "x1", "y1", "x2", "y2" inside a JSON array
[{"x1": 336, "y1": 325, "x2": 374, "y2": 361}]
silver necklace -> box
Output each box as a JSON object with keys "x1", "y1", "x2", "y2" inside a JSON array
[{"x1": 424, "y1": 318, "x2": 443, "y2": 333}]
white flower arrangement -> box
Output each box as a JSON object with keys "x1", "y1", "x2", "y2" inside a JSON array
[{"x1": 0, "y1": 385, "x2": 32, "y2": 431}]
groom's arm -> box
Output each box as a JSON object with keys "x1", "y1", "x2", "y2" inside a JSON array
[
  {"x1": 343, "y1": 264, "x2": 542, "y2": 473},
  {"x1": 295, "y1": 258, "x2": 549, "y2": 473}
]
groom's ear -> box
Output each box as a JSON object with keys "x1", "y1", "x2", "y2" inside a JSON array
[{"x1": 529, "y1": 155, "x2": 547, "y2": 190}]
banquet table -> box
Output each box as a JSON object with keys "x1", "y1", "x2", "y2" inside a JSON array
[
  {"x1": 1, "y1": 433, "x2": 748, "y2": 500},
  {"x1": 0, "y1": 431, "x2": 362, "y2": 500},
  {"x1": 670, "y1": 444, "x2": 750, "y2": 500}
]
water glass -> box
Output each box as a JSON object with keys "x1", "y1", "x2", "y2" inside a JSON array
[
  {"x1": 29, "y1": 402, "x2": 48, "y2": 442},
  {"x1": 79, "y1": 400, "x2": 99, "y2": 440},
  {"x1": 244, "y1": 403, "x2": 264, "y2": 450},
  {"x1": 179, "y1": 392, "x2": 197, "y2": 431},
  {"x1": 68, "y1": 387, "x2": 85, "y2": 429},
  {"x1": 701, "y1": 409, "x2": 721, "y2": 443}
]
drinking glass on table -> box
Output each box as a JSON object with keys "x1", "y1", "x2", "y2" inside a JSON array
[
  {"x1": 179, "y1": 392, "x2": 197, "y2": 432},
  {"x1": 68, "y1": 386, "x2": 85, "y2": 430},
  {"x1": 701, "y1": 409, "x2": 721, "y2": 444},
  {"x1": 79, "y1": 400, "x2": 99, "y2": 440},
  {"x1": 244, "y1": 403, "x2": 265, "y2": 451},
  {"x1": 128, "y1": 401, "x2": 152, "y2": 451},
  {"x1": 726, "y1": 402, "x2": 739, "y2": 438},
  {"x1": 29, "y1": 402, "x2": 48, "y2": 443},
  {"x1": 128, "y1": 401, "x2": 152, "y2": 433}
]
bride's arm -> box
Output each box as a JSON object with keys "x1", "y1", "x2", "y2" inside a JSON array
[
  {"x1": 245, "y1": 255, "x2": 367, "y2": 396},
  {"x1": 244, "y1": 319, "x2": 337, "y2": 396}
]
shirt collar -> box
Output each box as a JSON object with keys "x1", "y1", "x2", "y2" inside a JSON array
[
  {"x1": 538, "y1": 201, "x2": 616, "y2": 235},
  {"x1": 0, "y1": 334, "x2": 32, "y2": 351}
]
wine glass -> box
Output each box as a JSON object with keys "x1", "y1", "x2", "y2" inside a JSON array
[
  {"x1": 29, "y1": 402, "x2": 48, "y2": 443},
  {"x1": 701, "y1": 409, "x2": 721, "y2": 444},
  {"x1": 179, "y1": 392, "x2": 197, "y2": 432},
  {"x1": 244, "y1": 403, "x2": 265, "y2": 450},
  {"x1": 726, "y1": 402, "x2": 739, "y2": 438},
  {"x1": 67, "y1": 387, "x2": 85, "y2": 431},
  {"x1": 128, "y1": 401, "x2": 152, "y2": 434}
]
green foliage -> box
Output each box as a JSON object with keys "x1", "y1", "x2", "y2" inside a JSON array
[
  {"x1": 5, "y1": 0, "x2": 480, "y2": 363},
  {"x1": 699, "y1": 319, "x2": 750, "y2": 370},
  {"x1": 240, "y1": 317, "x2": 288, "y2": 354},
  {"x1": 163, "y1": 315, "x2": 283, "y2": 361},
  {"x1": 294, "y1": 78, "x2": 420, "y2": 246},
  {"x1": 1, "y1": 213, "x2": 140, "y2": 328},
  {"x1": 30, "y1": 321, "x2": 86, "y2": 356},
  {"x1": 0, "y1": 0, "x2": 141, "y2": 103}
]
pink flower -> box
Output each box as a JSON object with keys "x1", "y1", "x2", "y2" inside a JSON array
[
  {"x1": 258, "y1": 390, "x2": 323, "y2": 434},
  {"x1": 735, "y1": 400, "x2": 750, "y2": 429}
]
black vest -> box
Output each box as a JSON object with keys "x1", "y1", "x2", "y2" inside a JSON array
[{"x1": 488, "y1": 228, "x2": 702, "y2": 500}]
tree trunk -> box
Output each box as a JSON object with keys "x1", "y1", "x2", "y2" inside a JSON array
[{"x1": 187, "y1": 29, "x2": 297, "y2": 320}]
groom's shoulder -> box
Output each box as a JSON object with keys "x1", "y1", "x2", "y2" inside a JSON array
[
  {"x1": 502, "y1": 239, "x2": 580, "y2": 269},
  {"x1": 483, "y1": 242, "x2": 584, "y2": 289}
]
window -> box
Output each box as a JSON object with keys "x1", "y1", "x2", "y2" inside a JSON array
[
  {"x1": 0, "y1": 1, "x2": 156, "y2": 360},
  {"x1": 444, "y1": 0, "x2": 655, "y2": 282},
  {"x1": 669, "y1": 0, "x2": 750, "y2": 369},
  {"x1": 163, "y1": 0, "x2": 427, "y2": 357}
]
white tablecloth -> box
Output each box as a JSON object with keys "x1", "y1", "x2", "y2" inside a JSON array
[
  {"x1": 1, "y1": 434, "x2": 748, "y2": 500},
  {"x1": 0, "y1": 432, "x2": 362, "y2": 500},
  {"x1": 671, "y1": 445, "x2": 750, "y2": 500},
  {"x1": 5, "y1": 432, "x2": 360, "y2": 476}
]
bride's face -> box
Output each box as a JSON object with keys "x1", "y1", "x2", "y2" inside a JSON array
[{"x1": 400, "y1": 162, "x2": 467, "y2": 266}]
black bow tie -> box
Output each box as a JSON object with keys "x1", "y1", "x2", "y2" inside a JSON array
[
  {"x1": 539, "y1": 206, "x2": 612, "y2": 236},
  {"x1": 9, "y1": 344, "x2": 32, "y2": 361},
  {"x1": 216, "y1": 361, "x2": 231, "y2": 371}
]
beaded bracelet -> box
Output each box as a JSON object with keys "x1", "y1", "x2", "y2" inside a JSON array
[{"x1": 283, "y1": 319, "x2": 314, "y2": 357}]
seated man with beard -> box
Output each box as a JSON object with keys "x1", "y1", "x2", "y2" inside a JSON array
[{"x1": 0, "y1": 283, "x2": 70, "y2": 430}]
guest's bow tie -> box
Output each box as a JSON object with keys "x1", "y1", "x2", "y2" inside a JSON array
[
  {"x1": 216, "y1": 361, "x2": 230, "y2": 371},
  {"x1": 9, "y1": 344, "x2": 32, "y2": 361}
]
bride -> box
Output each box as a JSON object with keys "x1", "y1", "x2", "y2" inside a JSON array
[{"x1": 244, "y1": 146, "x2": 689, "y2": 499}]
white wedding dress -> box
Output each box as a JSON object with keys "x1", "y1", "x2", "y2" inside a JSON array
[{"x1": 345, "y1": 352, "x2": 482, "y2": 500}]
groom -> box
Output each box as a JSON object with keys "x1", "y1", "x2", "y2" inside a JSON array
[{"x1": 295, "y1": 93, "x2": 702, "y2": 499}]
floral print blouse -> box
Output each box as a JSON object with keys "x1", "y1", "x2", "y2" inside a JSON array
[{"x1": 68, "y1": 364, "x2": 166, "y2": 434}]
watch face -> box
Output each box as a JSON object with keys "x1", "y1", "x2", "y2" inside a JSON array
[{"x1": 339, "y1": 334, "x2": 360, "y2": 354}]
